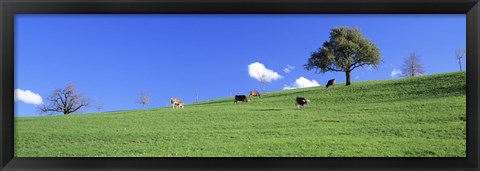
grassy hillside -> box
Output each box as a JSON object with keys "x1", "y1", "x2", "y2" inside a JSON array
[{"x1": 14, "y1": 72, "x2": 466, "y2": 157}]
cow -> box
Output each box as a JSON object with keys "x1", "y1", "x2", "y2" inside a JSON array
[
  {"x1": 234, "y1": 95, "x2": 248, "y2": 104},
  {"x1": 326, "y1": 79, "x2": 336, "y2": 88},
  {"x1": 170, "y1": 98, "x2": 184, "y2": 109},
  {"x1": 249, "y1": 90, "x2": 261, "y2": 99},
  {"x1": 295, "y1": 96, "x2": 310, "y2": 109}
]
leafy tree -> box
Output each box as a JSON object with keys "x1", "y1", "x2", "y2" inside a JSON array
[
  {"x1": 38, "y1": 83, "x2": 91, "y2": 115},
  {"x1": 402, "y1": 52, "x2": 425, "y2": 78},
  {"x1": 305, "y1": 27, "x2": 381, "y2": 86}
]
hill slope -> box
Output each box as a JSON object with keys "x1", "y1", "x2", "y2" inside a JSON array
[{"x1": 15, "y1": 72, "x2": 466, "y2": 157}]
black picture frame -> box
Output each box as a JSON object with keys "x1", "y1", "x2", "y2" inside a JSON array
[{"x1": 1, "y1": 0, "x2": 479, "y2": 170}]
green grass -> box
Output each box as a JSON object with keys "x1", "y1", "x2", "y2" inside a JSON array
[{"x1": 14, "y1": 72, "x2": 466, "y2": 157}]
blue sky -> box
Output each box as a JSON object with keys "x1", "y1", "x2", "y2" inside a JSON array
[{"x1": 14, "y1": 14, "x2": 466, "y2": 117}]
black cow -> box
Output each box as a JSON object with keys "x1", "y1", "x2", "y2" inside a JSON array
[
  {"x1": 326, "y1": 79, "x2": 336, "y2": 88},
  {"x1": 234, "y1": 95, "x2": 248, "y2": 104},
  {"x1": 296, "y1": 97, "x2": 310, "y2": 109}
]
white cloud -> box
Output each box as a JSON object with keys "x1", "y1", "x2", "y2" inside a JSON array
[
  {"x1": 248, "y1": 62, "x2": 282, "y2": 83},
  {"x1": 283, "y1": 77, "x2": 320, "y2": 90},
  {"x1": 14, "y1": 89, "x2": 43, "y2": 105},
  {"x1": 283, "y1": 65, "x2": 295, "y2": 73},
  {"x1": 390, "y1": 69, "x2": 402, "y2": 78}
]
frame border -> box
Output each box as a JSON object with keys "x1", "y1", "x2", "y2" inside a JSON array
[{"x1": 1, "y1": 0, "x2": 479, "y2": 170}]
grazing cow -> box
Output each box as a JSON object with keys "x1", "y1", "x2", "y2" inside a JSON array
[
  {"x1": 249, "y1": 90, "x2": 261, "y2": 98},
  {"x1": 295, "y1": 97, "x2": 310, "y2": 109},
  {"x1": 234, "y1": 95, "x2": 248, "y2": 104},
  {"x1": 326, "y1": 79, "x2": 336, "y2": 88},
  {"x1": 170, "y1": 98, "x2": 184, "y2": 109}
]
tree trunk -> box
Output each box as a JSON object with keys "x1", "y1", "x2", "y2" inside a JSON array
[
  {"x1": 411, "y1": 61, "x2": 415, "y2": 77},
  {"x1": 459, "y1": 59, "x2": 462, "y2": 71},
  {"x1": 196, "y1": 90, "x2": 199, "y2": 103},
  {"x1": 262, "y1": 83, "x2": 266, "y2": 94},
  {"x1": 345, "y1": 71, "x2": 351, "y2": 86}
]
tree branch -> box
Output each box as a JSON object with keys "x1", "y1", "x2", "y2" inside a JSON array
[
  {"x1": 70, "y1": 104, "x2": 86, "y2": 113},
  {"x1": 326, "y1": 66, "x2": 344, "y2": 72}
]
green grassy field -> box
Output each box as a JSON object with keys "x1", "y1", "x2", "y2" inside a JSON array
[{"x1": 14, "y1": 72, "x2": 466, "y2": 157}]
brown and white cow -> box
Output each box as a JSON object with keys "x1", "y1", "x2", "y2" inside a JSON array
[
  {"x1": 170, "y1": 98, "x2": 184, "y2": 109},
  {"x1": 249, "y1": 90, "x2": 261, "y2": 98}
]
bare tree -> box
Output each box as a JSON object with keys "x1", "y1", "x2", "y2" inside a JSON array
[
  {"x1": 38, "y1": 82, "x2": 91, "y2": 115},
  {"x1": 195, "y1": 89, "x2": 199, "y2": 103},
  {"x1": 455, "y1": 48, "x2": 466, "y2": 71},
  {"x1": 402, "y1": 52, "x2": 425, "y2": 78},
  {"x1": 95, "y1": 101, "x2": 104, "y2": 111},
  {"x1": 257, "y1": 71, "x2": 267, "y2": 93},
  {"x1": 138, "y1": 91, "x2": 150, "y2": 109}
]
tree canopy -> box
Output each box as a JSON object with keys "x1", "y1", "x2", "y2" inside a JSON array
[{"x1": 305, "y1": 27, "x2": 381, "y2": 85}]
